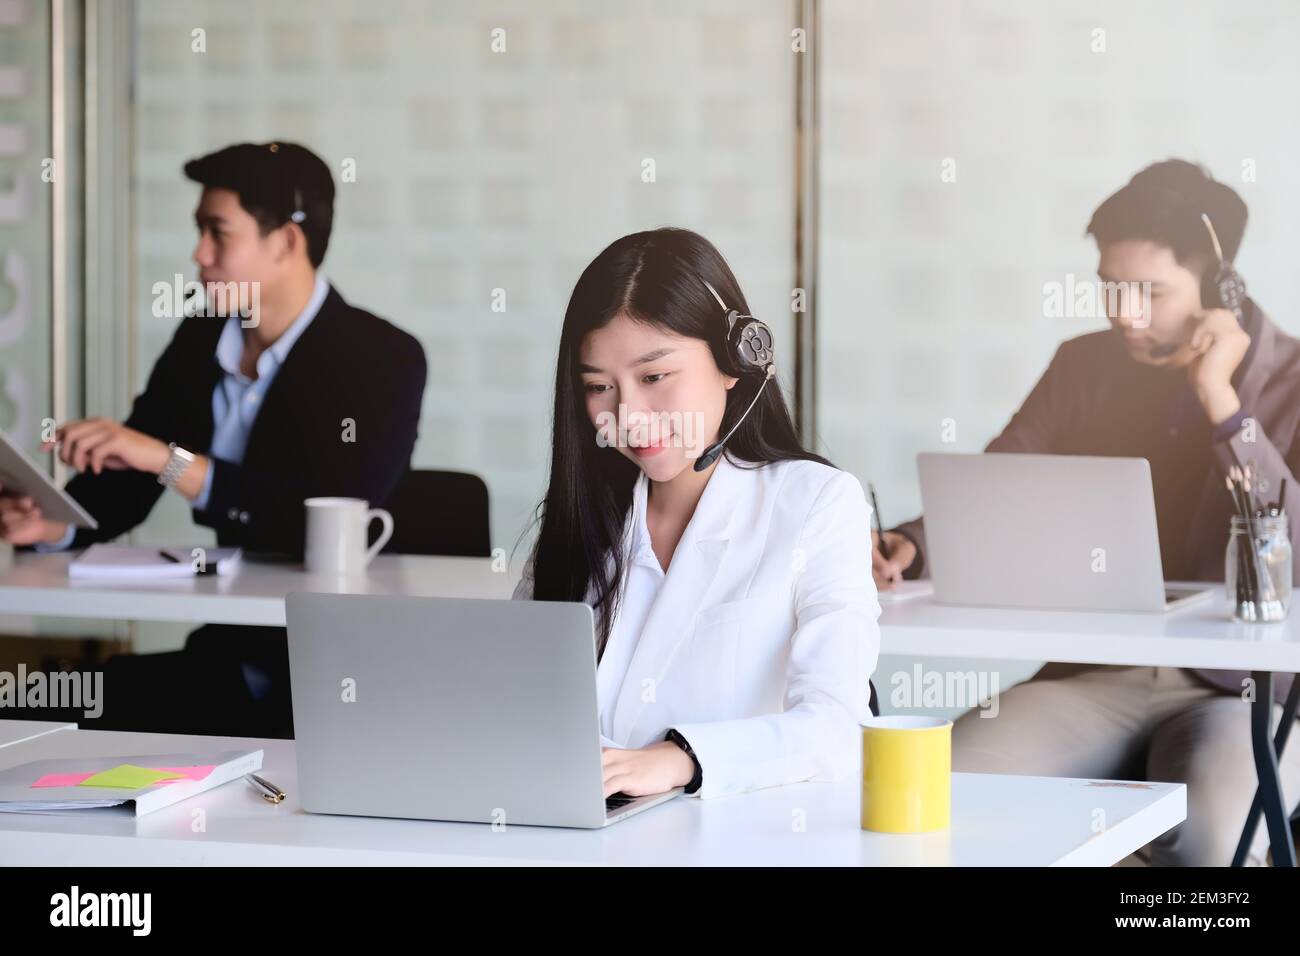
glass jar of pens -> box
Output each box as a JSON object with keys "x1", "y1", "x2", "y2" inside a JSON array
[{"x1": 1223, "y1": 468, "x2": 1291, "y2": 623}]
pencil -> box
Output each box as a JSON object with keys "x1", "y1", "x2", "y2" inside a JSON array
[{"x1": 1228, "y1": 477, "x2": 1260, "y2": 604}]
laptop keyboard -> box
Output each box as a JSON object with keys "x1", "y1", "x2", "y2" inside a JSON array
[{"x1": 605, "y1": 793, "x2": 637, "y2": 813}]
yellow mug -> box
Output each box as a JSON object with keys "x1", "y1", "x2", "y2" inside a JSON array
[{"x1": 860, "y1": 716, "x2": 952, "y2": 833}]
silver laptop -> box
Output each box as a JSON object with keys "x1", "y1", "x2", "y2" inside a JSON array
[
  {"x1": 285, "y1": 592, "x2": 683, "y2": 828},
  {"x1": 917, "y1": 453, "x2": 1213, "y2": 612}
]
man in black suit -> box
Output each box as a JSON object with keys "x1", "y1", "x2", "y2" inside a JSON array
[{"x1": 0, "y1": 141, "x2": 427, "y2": 737}]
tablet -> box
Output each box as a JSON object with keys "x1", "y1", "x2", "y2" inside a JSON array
[{"x1": 0, "y1": 428, "x2": 99, "y2": 529}]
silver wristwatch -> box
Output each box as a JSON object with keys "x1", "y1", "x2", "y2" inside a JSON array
[{"x1": 157, "y1": 442, "x2": 195, "y2": 488}]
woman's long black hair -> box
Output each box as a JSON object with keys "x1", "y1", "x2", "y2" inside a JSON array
[{"x1": 523, "y1": 227, "x2": 831, "y2": 658}]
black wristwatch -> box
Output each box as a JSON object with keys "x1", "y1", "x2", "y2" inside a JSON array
[{"x1": 665, "y1": 728, "x2": 703, "y2": 794}]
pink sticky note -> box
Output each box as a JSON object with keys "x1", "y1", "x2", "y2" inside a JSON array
[
  {"x1": 31, "y1": 771, "x2": 96, "y2": 789},
  {"x1": 32, "y1": 764, "x2": 216, "y2": 789},
  {"x1": 148, "y1": 765, "x2": 216, "y2": 785}
]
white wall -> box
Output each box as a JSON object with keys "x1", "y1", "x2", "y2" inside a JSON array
[{"x1": 131, "y1": 0, "x2": 797, "y2": 560}]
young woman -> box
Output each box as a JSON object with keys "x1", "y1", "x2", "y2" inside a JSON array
[{"x1": 514, "y1": 228, "x2": 880, "y2": 800}]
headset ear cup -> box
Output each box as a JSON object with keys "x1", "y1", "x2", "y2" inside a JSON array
[
  {"x1": 1203, "y1": 263, "x2": 1248, "y2": 323},
  {"x1": 731, "y1": 317, "x2": 775, "y2": 372},
  {"x1": 701, "y1": 273, "x2": 775, "y2": 372},
  {"x1": 1216, "y1": 266, "x2": 1248, "y2": 320}
]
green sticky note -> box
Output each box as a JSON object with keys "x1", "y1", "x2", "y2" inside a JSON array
[{"x1": 77, "y1": 764, "x2": 185, "y2": 790}]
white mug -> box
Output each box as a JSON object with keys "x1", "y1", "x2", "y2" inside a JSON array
[{"x1": 304, "y1": 497, "x2": 394, "y2": 575}]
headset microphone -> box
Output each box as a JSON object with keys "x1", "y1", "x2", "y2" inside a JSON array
[
  {"x1": 693, "y1": 278, "x2": 777, "y2": 472},
  {"x1": 694, "y1": 364, "x2": 775, "y2": 472}
]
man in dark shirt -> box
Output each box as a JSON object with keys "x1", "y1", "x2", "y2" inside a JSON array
[{"x1": 873, "y1": 160, "x2": 1300, "y2": 865}]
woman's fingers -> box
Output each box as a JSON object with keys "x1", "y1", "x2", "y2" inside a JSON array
[{"x1": 602, "y1": 773, "x2": 636, "y2": 798}]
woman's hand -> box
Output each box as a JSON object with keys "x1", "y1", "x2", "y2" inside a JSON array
[{"x1": 601, "y1": 740, "x2": 695, "y2": 798}]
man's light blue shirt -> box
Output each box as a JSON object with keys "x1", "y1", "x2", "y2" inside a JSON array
[{"x1": 193, "y1": 274, "x2": 329, "y2": 510}]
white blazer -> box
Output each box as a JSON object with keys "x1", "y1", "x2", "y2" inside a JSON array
[{"x1": 514, "y1": 454, "x2": 881, "y2": 799}]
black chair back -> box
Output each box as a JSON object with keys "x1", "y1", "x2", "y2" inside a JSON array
[{"x1": 378, "y1": 469, "x2": 491, "y2": 557}]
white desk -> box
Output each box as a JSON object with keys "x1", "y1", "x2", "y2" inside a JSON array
[
  {"x1": 878, "y1": 590, "x2": 1300, "y2": 867},
  {"x1": 0, "y1": 729, "x2": 1185, "y2": 866},
  {"x1": 0, "y1": 719, "x2": 74, "y2": 749},
  {"x1": 0, "y1": 551, "x2": 514, "y2": 626},
  {"x1": 877, "y1": 589, "x2": 1300, "y2": 671},
  {"x1": 0, "y1": 556, "x2": 1283, "y2": 864}
]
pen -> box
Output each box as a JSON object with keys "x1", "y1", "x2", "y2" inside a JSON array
[
  {"x1": 246, "y1": 773, "x2": 286, "y2": 804},
  {"x1": 869, "y1": 482, "x2": 891, "y2": 559},
  {"x1": 159, "y1": 547, "x2": 220, "y2": 575}
]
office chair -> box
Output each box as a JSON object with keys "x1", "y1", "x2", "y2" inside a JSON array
[{"x1": 377, "y1": 469, "x2": 492, "y2": 558}]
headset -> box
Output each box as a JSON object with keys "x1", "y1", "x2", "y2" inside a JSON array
[
  {"x1": 1149, "y1": 211, "x2": 1248, "y2": 358},
  {"x1": 1199, "y1": 212, "x2": 1248, "y2": 326},
  {"x1": 262, "y1": 142, "x2": 311, "y2": 224},
  {"x1": 290, "y1": 187, "x2": 307, "y2": 224},
  {"x1": 692, "y1": 277, "x2": 777, "y2": 472}
]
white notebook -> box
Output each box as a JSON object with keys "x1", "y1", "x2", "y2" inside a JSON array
[
  {"x1": 876, "y1": 580, "x2": 935, "y2": 603},
  {"x1": 68, "y1": 544, "x2": 243, "y2": 579},
  {"x1": 0, "y1": 749, "x2": 263, "y2": 816}
]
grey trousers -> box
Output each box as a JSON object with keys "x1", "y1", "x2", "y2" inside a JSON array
[{"x1": 953, "y1": 664, "x2": 1300, "y2": 866}]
